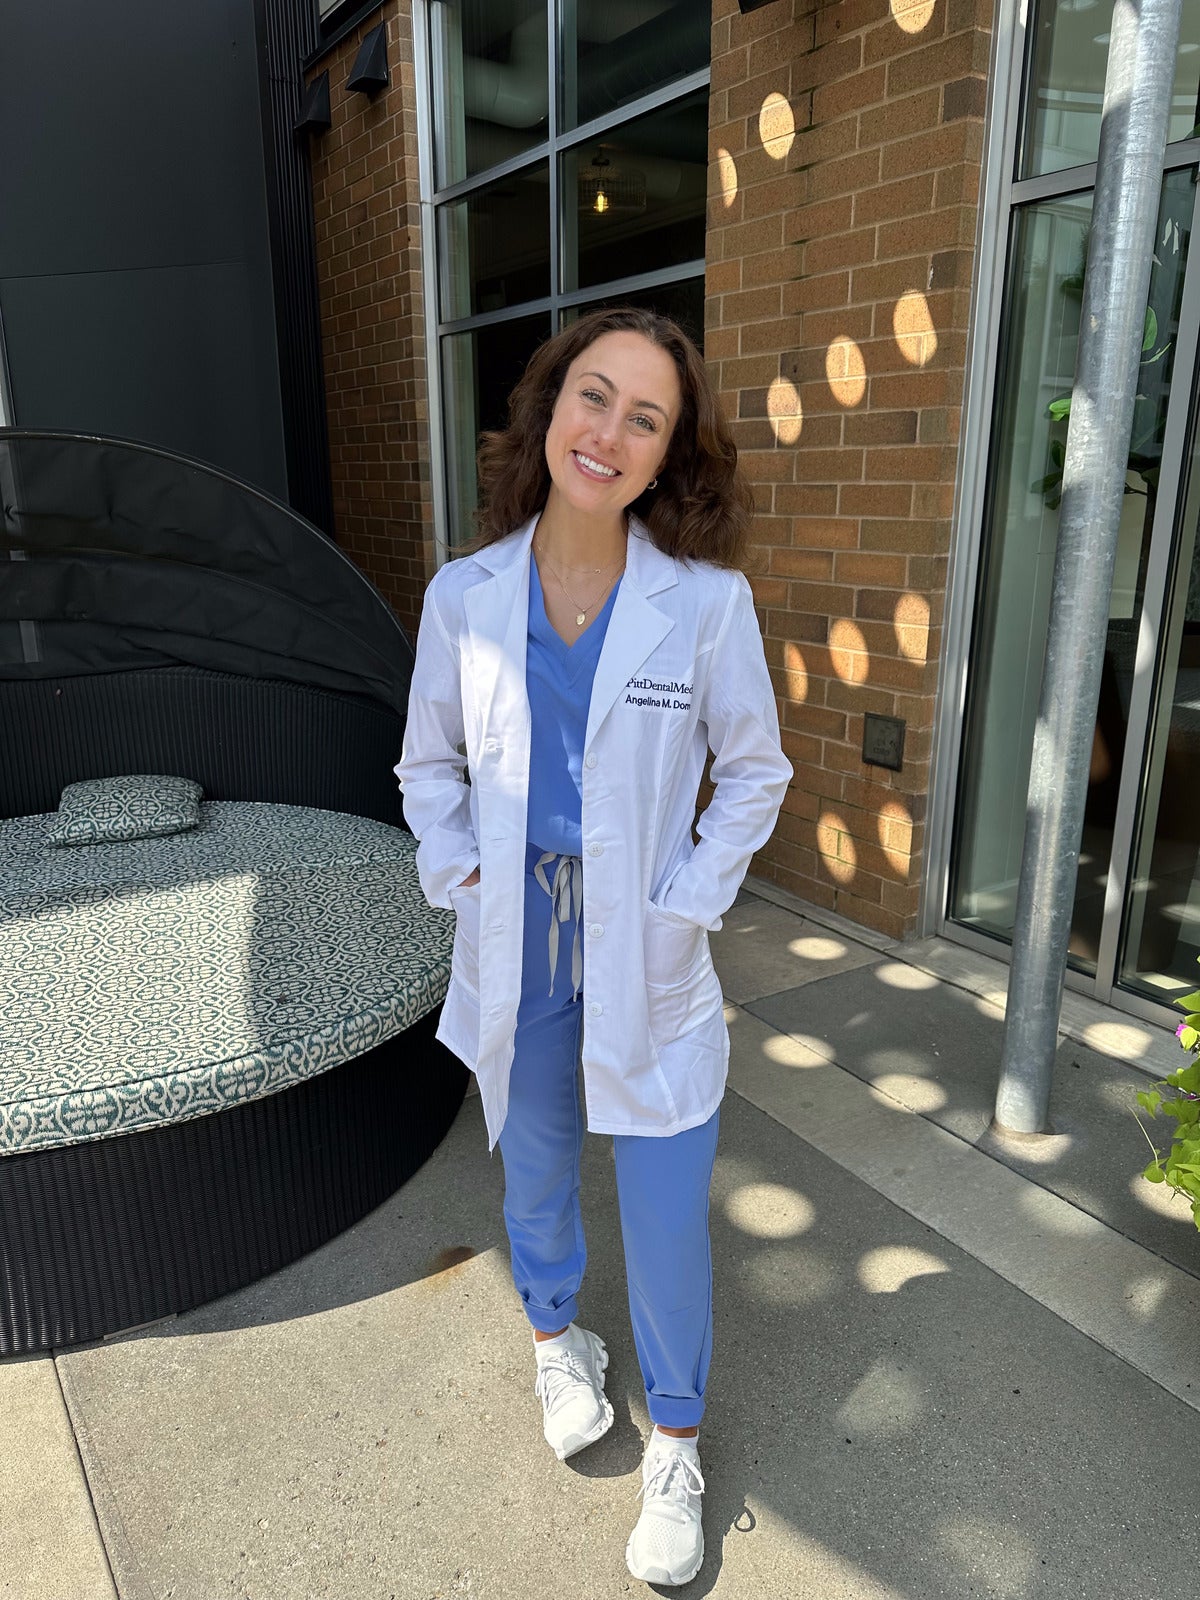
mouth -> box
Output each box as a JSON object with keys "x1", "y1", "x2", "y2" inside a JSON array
[{"x1": 572, "y1": 450, "x2": 620, "y2": 481}]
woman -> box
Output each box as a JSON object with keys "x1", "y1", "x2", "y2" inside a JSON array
[{"x1": 396, "y1": 307, "x2": 790, "y2": 1585}]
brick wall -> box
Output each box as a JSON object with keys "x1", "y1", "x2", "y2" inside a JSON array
[
  {"x1": 308, "y1": 2, "x2": 431, "y2": 637},
  {"x1": 707, "y1": 0, "x2": 992, "y2": 938}
]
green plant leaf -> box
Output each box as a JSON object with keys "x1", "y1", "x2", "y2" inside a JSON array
[
  {"x1": 1047, "y1": 396, "x2": 1072, "y2": 421},
  {"x1": 1137, "y1": 1090, "x2": 1163, "y2": 1117},
  {"x1": 1144, "y1": 1160, "x2": 1166, "y2": 1182},
  {"x1": 1173, "y1": 989, "x2": 1200, "y2": 1012},
  {"x1": 1050, "y1": 439, "x2": 1065, "y2": 467},
  {"x1": 1179, "y1": 1026, "x2": 1198, "y2": 1051},
  {"x1": 1143, "y1": 307, "x2": 1158, "y2": 351}
]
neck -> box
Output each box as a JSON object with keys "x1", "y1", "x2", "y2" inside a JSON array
[{"x1": 535, "y1": 493, "x2": 628, "y2": 571}]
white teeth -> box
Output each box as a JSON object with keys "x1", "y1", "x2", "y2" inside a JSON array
[{"x1": 575, "y1": 452, "x2": 617, "y2": 477}]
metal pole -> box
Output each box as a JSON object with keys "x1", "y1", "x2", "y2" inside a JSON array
[{"x1": 994, "y1": 0, "x2": 1184, "y2": 1134}]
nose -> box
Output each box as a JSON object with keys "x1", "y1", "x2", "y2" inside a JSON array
[{"x1": 591, "y1": 410, "x2": 622, "y2": 452}]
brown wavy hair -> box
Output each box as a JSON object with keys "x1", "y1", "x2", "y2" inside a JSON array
[{"x1": 474, "y1": 307, "x2": 753, "y2": 568}]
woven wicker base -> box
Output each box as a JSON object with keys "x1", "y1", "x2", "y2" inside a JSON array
[{"x1": 0, "y1": 1010, "x2": 468, "y2": 1354}]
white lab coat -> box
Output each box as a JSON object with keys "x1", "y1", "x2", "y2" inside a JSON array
[{"x1": 395, "y1": 515, "x2": 792, "y2": 1149}]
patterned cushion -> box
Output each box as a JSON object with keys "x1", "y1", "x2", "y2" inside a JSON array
[
  {"x1": 0, "y1": 803, "x2": 453, "y2": 1154},
  {"x1": 47, "y1": 774, "x2": 203, "y2": 846}
]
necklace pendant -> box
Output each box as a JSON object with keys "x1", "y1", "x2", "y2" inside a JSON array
[{"x1": 576, "y1": 611, "x2": 587, "y2": 627}]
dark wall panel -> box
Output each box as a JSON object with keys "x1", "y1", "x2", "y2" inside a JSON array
[{"x1": 0, "y1": 0, "x2": 288, "y2": 497}]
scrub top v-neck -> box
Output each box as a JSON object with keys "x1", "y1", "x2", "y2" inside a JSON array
[{"x1": 526, "y1": 555, "x2": 621, "y2": 858}]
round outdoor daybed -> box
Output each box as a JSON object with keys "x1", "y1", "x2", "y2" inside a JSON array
[{"x1": 0, "y1": 432, "x2": 467, "y2": 1355}]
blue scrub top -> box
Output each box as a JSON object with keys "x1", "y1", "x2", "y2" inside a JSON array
[{"x1": 526, "y1": 556, "x2": 621, "y2": 857}]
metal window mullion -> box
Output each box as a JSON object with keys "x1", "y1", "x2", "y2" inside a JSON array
[
  {"x1": 548, "y1": 0, "x2": 561, "y2": 321},
  {"x1": 1093, "y1": 173, "x2": 1200, "y2": 997},
  {"x1": 921, "y1": 0, "x2": 1027, "y2": 937},
  {"x1": 432, "y1": 144, "x2": 553, "y2": 207},
  {"x1": 414, "y1": 0, "x2": 451, "y2": 566},
  {"x1": 557, "y1": 261, "x2": 706, "y2": 310},
  {"x1": 557, "y1": 67, "x2": 712, "y2": 155},
  {"x1": 438, "y1": 297, "x2": 556, "y2": 338}
]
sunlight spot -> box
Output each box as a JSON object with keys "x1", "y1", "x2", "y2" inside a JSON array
[
  {"x1": 758, "y1": 92, "x2": 795, "y2": 161},
  {"x1": 836, "y1": 1360, "x2": 926, "y2": 1438},
  {"x1": 893, "y1": 290, "x2": 939, "y2": 367},
  {"x1": 762, "y1": 1031, "x2": 831, "y2": 1067},
  {"x1": 726, "y1": 1181, "x2": 815, "y2": 1239},
  {"x1": 873, "y1": 961, "x2": 939, "y2": 991},
  {"x1": 936, "y1": 1517, "x2": 1036, "y2": 1598},
  {"x1": 818, "y1": 809, "x2": 856, "y2": 885},
  {"x1": 789, "y1": 933, "x2": 849, "y2": 961},
  {"x1": 783, "y1": 639, "x2": 809, "y2": 701},
  {"x1": 825, "y1": 335, "x2": 867, "y2": 407},
  {"x1": 828, "y1": 617, "x2": 868, "y2": 684},
  {"x1": 767, "y1": 375, "x2": 803, "y2": 444},
  {"x1": 871, "y1": 1072, "x2": 947, "y2": 1113},
  {"x1": 877, "y1": 799, "x2": 913, "y2": 871},
  {"x1": 1120, "y1": 1271, "x2": 1168, "y2": 1320},
  {"x1": 743, "y1": 1243, "x2": 836, "y2": 1307},
  {"x1": 893, "y1": 591, "x2": 931, "y2": 662},
  {"x1": 1080, "y1": 1019, "x2": 1152, "y2": 1060},
  {"x1": 716, "y1": 146, "x2": 738, "y2": 208},
  {"x1": 891, "y1": 0, "x2": 937, "y2": 32},
  {"x1": 858, "y1": 1245, "x2": 950, "y2": 1294},
  {"x1": 1128, "y1": 1168, "x2": 1189, "y2": 1220}
]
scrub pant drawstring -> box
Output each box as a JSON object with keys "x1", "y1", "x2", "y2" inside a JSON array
[{"x1": 533, "y1": 849, "x2": 583, "y2": 999}]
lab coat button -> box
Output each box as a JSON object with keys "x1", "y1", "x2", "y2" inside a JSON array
[
  {"x1": 587, "y1": 843, "x2": 603, "y2": 858},
  {"x1": 584, "y1": 752, "x2": 597, "y2": 769},
  {"x1": 588, "y1": 1002, "x2": 602, "y2": 1017},
  {"x1": 588, "y1": 923, "x2": 604, "y2": 938}
]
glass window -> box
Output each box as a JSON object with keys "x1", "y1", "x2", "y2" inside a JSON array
[
  {"x1": 559, "y1": 0, "x2": 709, "y2": 132},
  {"x1": 432, "y1": 0, "x2": 549, "y2": 189},
  {"x1": 950, "y1": 172, "x2": 1192, "y2": 966},
  {"x1": 441, "y1": 313, "x2": 552, "y2": 544},
  {"x1": 1121, "y1": 382, "x2": 1200, "y2": 999},
  {"x1": 1022, "y1": 0, "x2": 1200, "y2": 179},
  {"x1": 563, "y1": 90, "x2": 708, "y2": 293},
  {"x1": 437, "y1": 162, "x2": 550, "y2": 321},
  {"x1": 565, "y1": 276, "x2": 705, "y2": 350}
]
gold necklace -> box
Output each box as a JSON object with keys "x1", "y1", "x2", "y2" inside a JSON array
[
  {"x1": 542, "y1": 555, "x2": 624, "y2": 627},
  {"x1": 535, "y1": 541, "x2": 625, "y2": 627}
]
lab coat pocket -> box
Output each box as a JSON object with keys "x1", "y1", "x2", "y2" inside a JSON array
[
  {"x1": 448, "y1": 880, "x2": 482, "y2": 995},
  {"x1": 643, "y1": 901, "x2": 710, "y2": 1043}
]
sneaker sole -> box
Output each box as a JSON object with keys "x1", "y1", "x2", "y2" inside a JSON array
[
  {"x1": 548, "y1": 1334, "x2": 614, "y2": 1462},
  {"x1": 624, "y1": 1535, "x2": 704, "y2": 1588}
]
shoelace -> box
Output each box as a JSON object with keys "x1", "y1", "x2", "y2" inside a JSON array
[
  {"x1": 534, "y1": 1346, "x2": 592, "y2": 1415},
  {"x1": 637, "y1": 1447, "x2": 705, "y2": 1521}
]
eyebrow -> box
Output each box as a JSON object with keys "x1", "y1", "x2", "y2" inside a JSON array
[{"x1": 579, "y1": 370, "x2": 671, "y2": 421}]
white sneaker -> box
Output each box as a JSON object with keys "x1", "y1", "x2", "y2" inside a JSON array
[
  {"x1": 625, "y1": 1430, "x2": 705, "y2": 1586},
  {"x1": 533, "y1": 1324, "x2": 614, "y2": 1461}
]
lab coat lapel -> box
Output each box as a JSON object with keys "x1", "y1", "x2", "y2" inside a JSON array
[
  {"x1": 462, "y1": 519, "x2": 534, "y2": 757},
  {"x1": 586, "y1": 526, "x2": 678, "y2": 745}
]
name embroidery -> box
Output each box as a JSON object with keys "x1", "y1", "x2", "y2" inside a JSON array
[{"x1": 625, "y1": 673, "x2": 693, "y2": 712}]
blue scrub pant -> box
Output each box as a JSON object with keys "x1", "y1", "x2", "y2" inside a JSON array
[{"x1": 497, "y1": 848, "x2": 720, "y2": 1429}]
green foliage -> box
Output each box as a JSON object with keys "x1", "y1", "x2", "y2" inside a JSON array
[{"x1": 1136, "y1": 975, "x2": 1200, "y2": 1230}]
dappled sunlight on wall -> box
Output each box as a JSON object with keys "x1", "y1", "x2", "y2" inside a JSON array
[
  {"x1": 893, "y1": 289, "x2": 939, "y2": 367},
  {"x1": 767, "y1": 374, "x2": 804, "y2": 442},
  {"x1": 890, "y1": 0, "x2": 939, "y2": 34},
  {"x1": 893, "y1": 590, "x2": 931, "y2": 661},
  {"x1": 715, "y1": 146, "x2": 738, "y2": 209},
  {"x1": 818, "y1": 809, "x2": 857, "y2": 885},
  {"x1": 825, "y1": 335, "x2": 867, "y2": 408},
  {"x1": 783, "y1": 639, "x2": 809, "y2": 702},
  {"x1": 828, "y1": 618, "x2": 869, "y2": 683},
  {"x1": 758, "y1": 91, "x2": 795, "y2": 161}
]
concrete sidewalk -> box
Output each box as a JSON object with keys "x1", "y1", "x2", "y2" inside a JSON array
[{"x1": 5, "y1": 885, "x2": 1199, "y2": 1600}]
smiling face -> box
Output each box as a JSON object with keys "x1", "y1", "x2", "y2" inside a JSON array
[{"x1": 542, "y1": 330, "x2": 682, "y2": 529}]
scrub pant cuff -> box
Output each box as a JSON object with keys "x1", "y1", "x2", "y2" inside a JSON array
[
  {"x1": 646, "y1": 1394, "x2": 706, "y2": 1429},
  {"x1": 523, "y1": 1297, "x2": 580, "y2": 1335}
]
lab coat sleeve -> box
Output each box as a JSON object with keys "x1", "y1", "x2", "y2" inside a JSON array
[
  {"x1": 394, "y1": 576, "x2": 480, "y2": 910},
  {"x1": 659, "y1": 572, "x2": 792, "y2": 931}
]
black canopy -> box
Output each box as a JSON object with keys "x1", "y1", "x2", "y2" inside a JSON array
[{"x1": 0, "y1": 431, "x2": 414, "y2": 714}]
